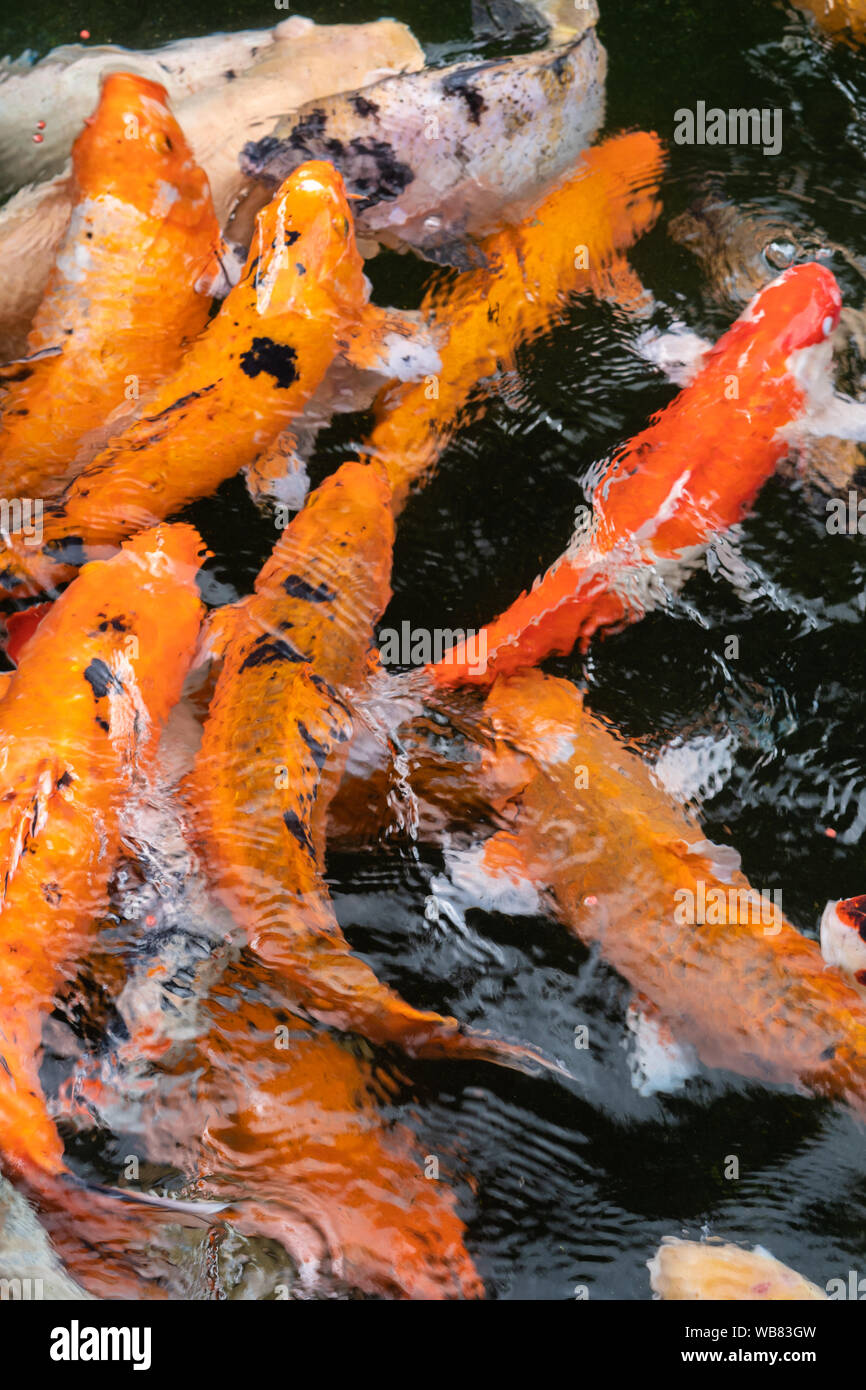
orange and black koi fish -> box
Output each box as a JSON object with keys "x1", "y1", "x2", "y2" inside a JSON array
[
  {"x1": 0, "y1": 160, "x2": 436, "y2": 599},
  {"x1": 188, "y1": 457, "x2": 551, "y2": 1071},
  {"x1": 362, "y1": 130, "x2": 665, "y2": 514},
  {"x1": 0, "y1": 73, "x2": 222, "y2": 501},
  {"x1": 0, "y1": 523, "x2": 204, "y2": 1178},
  {"x1": 429, "y1": 263, "x2": 843, "y2": 685}
]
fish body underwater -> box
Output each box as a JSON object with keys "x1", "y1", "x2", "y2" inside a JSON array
[
  {"x1": 365, "y1": 130, "x2": 666, "y2": 513},
  {"x1": 0, "y1": 524, "x2": 204, "y2": 1178},
  {"x1": 0, "y1": 160, "x2": 435, "y2": 598},
  {"x1": 0, "y1": 73, "x2": 222, "y2": 501},
  {"x1": 239, "y1": 1, "x2": 605, "y2": 267},
  {"x1": 648, "y1": 1238, "x2": 826, "y2": 1300},
  {"x1": 467, "y1": 669, "x2": 866, "y2": 1114},
  {"x1": 188, "y1": 458, "x2": 546, "y2": 1070},
  {"x1": 429, "y1": 262, "x2": 843, "y2": 685}
]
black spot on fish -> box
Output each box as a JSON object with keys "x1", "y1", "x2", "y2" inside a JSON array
[
  {"x1": 441, "y1": 69, "x2": 487, "y2": 124},
  {"x1": 820, "y1": 1042, "x2": 838, "y2": 1061},
  {"x1": 239, "y1": 134, "x2": 286, "y2": 183},
  {"x1": 282, "y1": 574, "x2": 335, "y2": 603},
  {"x1": 42, "y1": 881, "x2": 62, "y2": 906},
  {"x1": 239, "y1": 636, "x2": 306, "y2": 672},
  {"x1": 97, "y1": 616, "x2": 130, "y2": 633},
  {"x1": 84, "y1": 658, "x2": 123, "y2": 700},
  {"x1": 296, "y1": 263, "x2": 306, "y2": 276},
  {"x1": 283, "y1": 808, "x2": 314, "y2": 856},
  {"x1": 298, "y1": 721, "x2": 329, "y2": 770},
  {"x1": 550, "y1": 49, "x2": 573, "y2": 84},
  {"x1": 290, "y1": 109, "x2": 328, "y2": 148},
  {"x1": 57, "y1": 771, "x2": 73, "y2": 789},
  {"x1": 224, "y1": 68, "x2": 236, "y2": 80},
  {"x1": 342, "y1": 138, "x2": 415, "y2": 210},
  {"x1": 96, "y1": 716, "x2": 110, "y2": 732},
  {"x1": 285, "y1": 229, "x2": 301, "y2": 247},
  {"x1": 240, "y1": 338, "x2": 298, "y2": 389},
  {"x1": 351, "y1": 95, "x2": 380, "y2": 118}
]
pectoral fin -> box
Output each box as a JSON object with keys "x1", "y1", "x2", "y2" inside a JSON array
[{"x1": 342, "y1": 304, "x2": 442, "y2": 382}]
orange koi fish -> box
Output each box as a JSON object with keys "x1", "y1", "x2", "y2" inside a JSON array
[
  {"x1": 0, "y1": 160, "x2": 435, "y2": 598},
  {"x1": 0, "y1": 523, "x2": 204, "y2": 1177},
  {"x1": 362, "y1": 130, "x2": 665, "y2": 514},
  {"x1": 188, "y1": 457, "x2": 546, "y2": 1069},
  {"x1": 430, "y1": 262, "x2": 843, "y2": 685},
  {"x1": 0, "y1": 74, "x2": 222, "y2": 501},
  {"x1": 465, "y1": 668, "x2": 866, "y2": 1113},
  {"x1": 794, "y1": 0, "x2": 866, "y2": 43},
  {"x1": 169, "y1": 983, "x2": 484, "y2": 1298},
  {"x1": 648, "y1": 1238, "x2": 826, "y2": 1301}
]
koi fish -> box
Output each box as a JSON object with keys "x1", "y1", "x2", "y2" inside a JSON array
[
  {"x1": 239, "y1": 1, "x2": 605, "y2": 268},
  {"x1": 362, "y1": 130, "x2": 665, "y2": 514},
  {"x1": 0, "y1": 522, "x2": 204, "y2": 1178},
  {"x1": 187, "y1": 457, "x2": 549, "y2": 1072},
  {"x1": 465, "y1": 668, "x2": 866, "y2": 1114},
  {"x1": 648, "y1": 1237, "x2": 826, "y2": 1300},
  {"x1": 820, "y1": 894, "x2": 866, "y2": 986},
  {"x1": 0, "y1": 161, "x2": 438, "y2": 599},
  {"x1": 793, "y1": 0, "x2": 866, "y2": 44},
  {"x1": 429, "y1": 262, "x2": 843, "y2": 686},
  {"x1": 164, "y1": 985, "x2": 485, "y2": 1298},
  {"x1": 0, "y1": 17, "x2": 424, "y2": 360},
  {"x1": 48, "y1": 699, "x2": 482, "y2": 1299},
  {"x1": 0, "y1": 16, "x2": 423, "y2": 202},
  {"x1": 0, "y1": 73, "x2": 223, "y2": 502}
]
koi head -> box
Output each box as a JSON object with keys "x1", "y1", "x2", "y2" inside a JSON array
[
  {"x1": 246, "y1": 160, "x2": 369, "y2": 321},
  {"x1": 73, "y1": 72, "x2": 215, "y2": 229},
  {"x1": 820, "y1": 894, "x2": 866, "y2": 989},
  {"x1": 730, "y1": 261, "x2": 842, "y2": 363}
]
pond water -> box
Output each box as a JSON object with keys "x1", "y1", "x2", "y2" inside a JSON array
[{"x1": 2, "y1": 0, "x2": 866, "y2": 1299}]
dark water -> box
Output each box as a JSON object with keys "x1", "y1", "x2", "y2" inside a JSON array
[{"x1": 4, "y1": 0, "x2": 866, "y2": 1298}]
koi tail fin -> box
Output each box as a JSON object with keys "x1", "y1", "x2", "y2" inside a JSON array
[{"x1": 426, "y1": 548, "x2": 628, "y2": 687}]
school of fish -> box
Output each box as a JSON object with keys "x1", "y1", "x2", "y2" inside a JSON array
[{"x1": 0, "y1": 0, "x2": 863, "y2": 1303}]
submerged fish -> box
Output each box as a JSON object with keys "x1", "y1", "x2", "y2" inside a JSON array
[
  {"x1": 188, "y1": 457, "x2": 548, "y2": 1071},
  {"x1": 48, "y1": 690, "x2": 483, "y2": 1300},
  {"x1": 466, "y1": 669, "x2": 866, "y2": 1114},
  {"x1": 428, "y1": 263, "x2": 843, "y2": 685},
  {"x1": 364, "y1": 130, "x2": 665, "y2": 513},
  {"x1": 239, "y1": 1, "x2": 605, "y2": 267},
  {"x1": 820, "y1": 894, "x2": 866, "y2": 986},
  {"x1": 0, "y1": 160, "x2": 437, "y2": 598},
  {"x1": 0, "y1": 73, "x2": 222, "y2": 501},
  {"x1": 793, "y1": 0, "x2": 866, "y2": 44},
  {"x1": 0, "y1": 17, "x2": 424, "y2": 360},
  {"x1": 0, "y1": 523, "x2": 204, "y2": 1178},
  {"x1": 648, "y1": 1237, "x2": 826, "y2": 1300}
]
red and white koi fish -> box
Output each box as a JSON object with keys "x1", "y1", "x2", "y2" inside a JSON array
[{"x1": 429, "y1": 263, "x2": 844, "y2": 685}]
